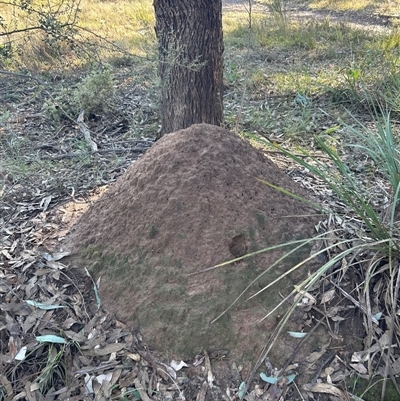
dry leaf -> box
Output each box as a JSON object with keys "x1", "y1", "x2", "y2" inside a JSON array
[
  {"x1": 304, "y1": 382, "x2": 344, "y2": 398},
  {"x1": 171, "y1": 360, "x2": 188, "y2": 371},
  {"x1": 350, "y1": 363, "x2": 368, "y2": 375},
  {"x1": 196, "y1": 381, "x2": 208, "y2": 401},
  {"x1": 306, "y1": 344, "x2": 327, "y2": 363},
  {"x1": 127, "y1": 353, "x2": 141, "y2": 361},
  {"x1": 93, "y1": 343, "x2": 125, "y2": 356},
  {"x1": 320, "y1": 289, "x2": 335, "y2": 304}
]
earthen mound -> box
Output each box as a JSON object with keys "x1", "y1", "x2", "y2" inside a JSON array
[{"x1": 66, "y1": 123, "x2": 317, "y2": 364}]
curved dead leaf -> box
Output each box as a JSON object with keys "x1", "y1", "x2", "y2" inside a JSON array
[{"x1": 304, "y1": 382, "x2": 344, "y2": 398}]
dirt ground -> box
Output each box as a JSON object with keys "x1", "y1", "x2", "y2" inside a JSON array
[{"x1": 223, "y1": 0, "x2": 393, "y2": 32}]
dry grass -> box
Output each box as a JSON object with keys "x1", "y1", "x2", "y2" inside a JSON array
[
  {"x1": 308, "y1": 0, "x2": 400, "y2": 13},
  {"x1": 77, "y1": 0, "x2": 155, "y2": 55},
  {"x1": 309, "y1": 0, "x2": 377, "y2": 11},
  {"x1": 0, "y1": 0, "x2": 155, "y2": 68}
]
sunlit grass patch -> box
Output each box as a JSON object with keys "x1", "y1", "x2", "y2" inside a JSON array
[
  {"x1": 223, "y1": 11, "x2": 267, "y2": 49},
  {"x1": 309, "y1": 0, "x2": 376, "y2": 11},
  {"x1": 77, "y1": 0, "x2": 155, "y2": 55},
  {"x1": 253, "y1": 16, "x2": 377, "y2": 51},
  {"x1": 266, "y1": 69, "x2": 321, "y2": 96},
  {"x1": 305, "y1": 0, "x2": 400, "y2": 14},
  {"x1": 223, "y1": 4, "x2": 400, "y2": 142},
  {"x1": 0, "y1": 0, "x2": 156, "y2": 69},
  {"x1": 223, "y1": 11, "x2": 252, "y2": 33}
]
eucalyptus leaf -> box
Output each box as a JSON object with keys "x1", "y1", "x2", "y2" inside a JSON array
[
  {"x1": 260, "y1": 372, "x2": 278, "y2": 384},
  {"x1": 287, "y1": 331, "x2": 307, "y2": 338},
  {"x1": 26, "y1": 300, "x2": 65, "y2": 310},
  {"x1": 238, "y1": 381, "x2": 246, "y2": 399},
  {"x1": 36, "y1": 335, "x2": 67, "y2": 344},
  {"x1": 15, "y1": 346, "x2": 27, "y2": 361},
  {"x1": 286, "y1": 374, "x2": 296, "y2": 383}
]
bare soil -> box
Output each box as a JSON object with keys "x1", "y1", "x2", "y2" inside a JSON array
[{"x1": 223, "y1": 0, "x2": 394, "y2": 32}]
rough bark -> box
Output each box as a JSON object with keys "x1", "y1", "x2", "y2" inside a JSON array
[{"x1": 154, "y1": 0, "x2": 224, "y2": 136}]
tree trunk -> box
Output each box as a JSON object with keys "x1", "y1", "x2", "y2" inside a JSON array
[{"x1": 153, "y1": 0, "x2": 224, "y2": 136}]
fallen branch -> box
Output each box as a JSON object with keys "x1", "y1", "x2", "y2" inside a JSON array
[
  {"x1": 77, "y1": 111, "x2": 98, "y2": 152},
  {"x1": 38, "y1": 147, "x2": 148, "y2": 160}
]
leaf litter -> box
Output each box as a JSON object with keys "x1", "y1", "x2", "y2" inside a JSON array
[
  {"x1": 2, "y1": 105, "x2": 400, "y2": 401},
  {"x1": 1, "y1": 29, "x2": 400, "y2": 401},
  {"x1": 1, "y1": 238, "x2": 226, "y2": 400}
]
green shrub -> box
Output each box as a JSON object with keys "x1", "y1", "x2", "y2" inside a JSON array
[{"x1": 43, "y1": 66, "x2": 115, "y2": 123}]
